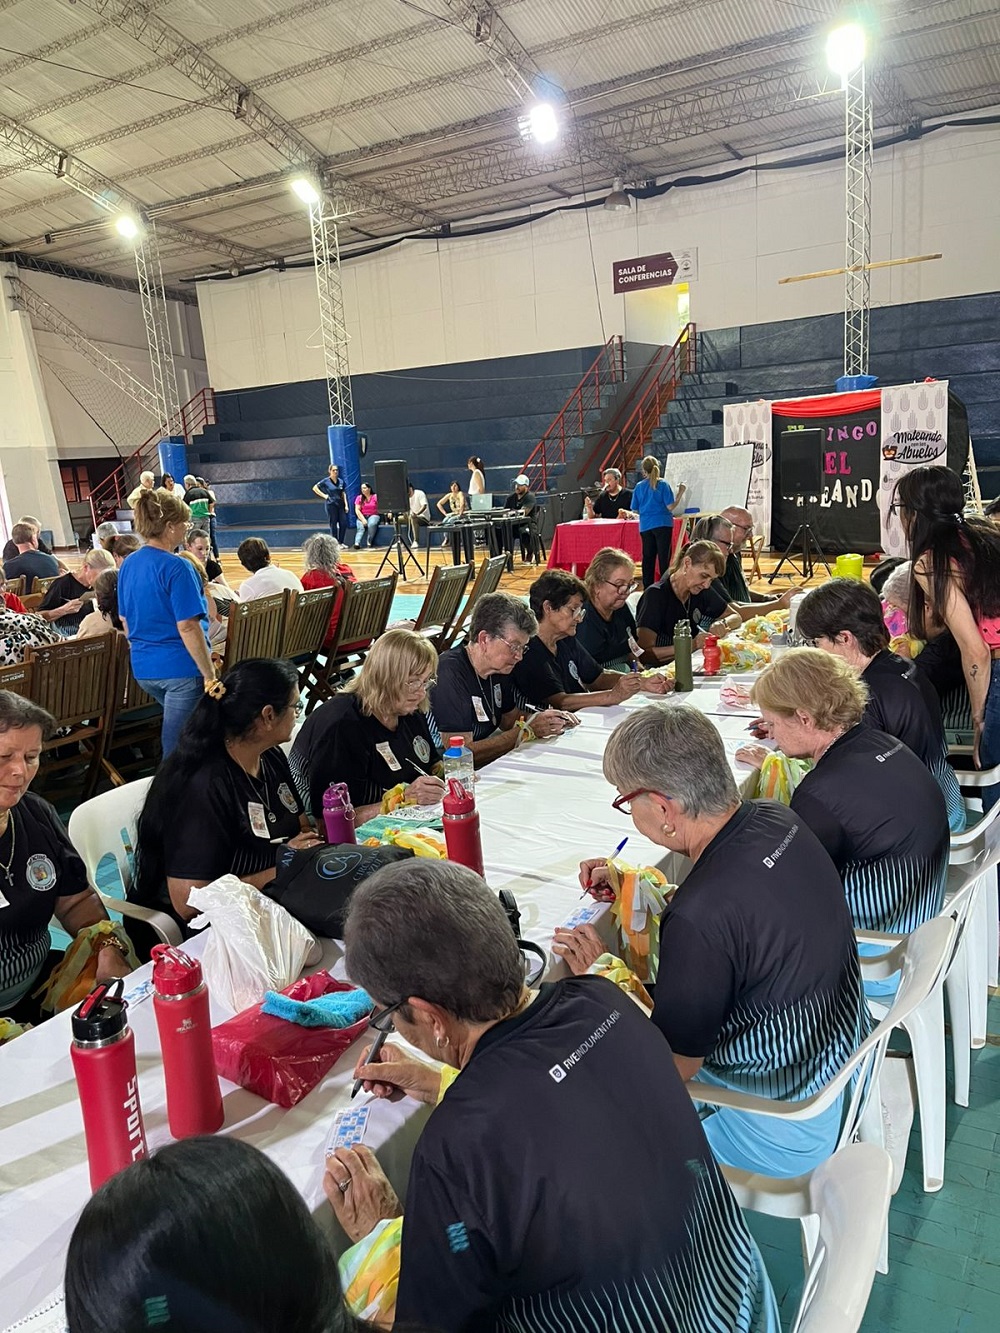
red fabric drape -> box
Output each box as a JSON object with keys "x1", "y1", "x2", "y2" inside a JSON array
[{"x1": 771, "y1": 390, "x2": 881, "y2": 418}]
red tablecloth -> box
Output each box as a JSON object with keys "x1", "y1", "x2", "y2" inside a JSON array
[{"x1": 547, "y1": 519, "x2": 641, "y2": 576}]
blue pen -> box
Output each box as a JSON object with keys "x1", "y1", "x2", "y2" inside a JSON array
[{"x1": 580, "y1": 837, "x2": 629, "y2": 899}]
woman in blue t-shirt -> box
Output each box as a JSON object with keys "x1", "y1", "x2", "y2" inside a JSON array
[
  {"x1": 311, "y1": 463, "x2": 348, "y2": 543},
  {"x1": 629, "y1": 454, "x2": 686, "y2": 589},
  {"x1": 118, "y1": 490, "x2": 217, "y2": 756}
]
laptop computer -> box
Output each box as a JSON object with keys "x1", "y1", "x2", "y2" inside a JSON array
[{"x1": 470, "y1": 493, "x2": 494, "y2": 512}]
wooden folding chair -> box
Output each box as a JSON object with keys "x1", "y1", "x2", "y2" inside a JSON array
[
  {"x1": 412, "y1": 563, "x2": 472, "y2": 651},
  {"x1": 24, "y1": 636, "x2": 115, "y2": 800},
  {"x1": 3, "y1": 576, "x2": 26, "y2": 597},
  {"x1": 102, "y1": 635, "x2": 163, "y2": 787},
  {"x1": 306, "y1": 575, "x2": 397, "y2": 711},
  {"x1": 20, "y1": 593, "x2": 44, "y2": 611},
  {"x1": 280, "y1": 586, "x2": 338, "y2": 689},
  {"x1": 0, "y1": 661, "x2": 33, "y2": 696},
  {"x1": 221, "y1": 592, "x2": 288, "y2": 671},
  {"x1": 441, "y1": 554, "x2": 508, "y2": 650},
  {"x1": 32, "y1": 575, "x2": 58, "y2": 597},
  {"x1": 745, "y1": 532, "x2": 765, "y2": 582}
]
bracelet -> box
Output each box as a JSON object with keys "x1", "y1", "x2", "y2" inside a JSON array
[{"x1": 94, "y1": 933, "x2": 129, "y2": 956}]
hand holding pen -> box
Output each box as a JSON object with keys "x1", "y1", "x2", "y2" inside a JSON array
[{"x1": 579, "y1": 837, "x2": 628, "y2": 901}]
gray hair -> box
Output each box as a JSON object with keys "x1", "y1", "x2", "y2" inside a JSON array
[
  {"x1": 469, "y1": 591, "x2": 536, "y2": 641},
  {"x1": 183, "y1": 474, "x2": 198, "y2": 488},
  {"x1": 602, "y1": 467, "x2": 622, "y2": 481},
  {"x1": 344, "y1": 860, "x2": 525, "y2": 1023},
  {"x1": 604, "y1": 704, "x2": 739, "y2": 818},
  {"x1": 95, "y1": 522, "x2": 118, "y2": 542},
  {"x1": 16, "y1": 515, "x2": 41, "y2": 529},
  {"x1": 0, "y1": 690, "x2": 54, "y2": 739},
  {"x1": 81, "y1": 547, "x2": 116, "y2": 572},
  {"x1": 302, "y1": 532, "x2": 342, "y2": 575},
  {"x1": 691, "y1": 514, "x2": 733, "y2": 545},
  {"x1": 880, "y1": 561, "x2": 912, "y2": 608},
  {"x1": 139, "y1": 470, "x2": 154, "y2": 485}
]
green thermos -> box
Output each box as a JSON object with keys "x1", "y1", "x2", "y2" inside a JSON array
[{"x1": 673, "y1": 619, "x2": 693, "y2": 692}]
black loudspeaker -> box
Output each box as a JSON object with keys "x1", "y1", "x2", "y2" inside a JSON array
[
  {"x1": 540, "y1": 491, "x2": 580, "y2": 540},
  {"x1": 374, "y1": 459, "x2": 409, "y2": 513},
  {"x1": 779, "y1": 429, "x2": 822, "y2": 497}
]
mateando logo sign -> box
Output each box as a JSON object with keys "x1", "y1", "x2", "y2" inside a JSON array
[{"x1": 881, "y1": 430, "x2": 945, "y2": 465}]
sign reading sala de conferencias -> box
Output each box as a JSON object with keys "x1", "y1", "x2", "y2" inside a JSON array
[{"x1": 612, "y1": 249, "x2": 698, "y2": 295}]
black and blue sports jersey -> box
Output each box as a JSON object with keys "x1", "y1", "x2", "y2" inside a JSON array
[
  {"x1": 394, "y1": 977, "x2": 777, "y2": 1332},
  {"x1": 862, "y1": 649, "x2": 965, "y2": 832},
  {"x1": 791, "y1": 725, "x2": 949, "y2": 935},
  {"x1": 652, "y1": 801, "x2": 868, "y2": 1104}
]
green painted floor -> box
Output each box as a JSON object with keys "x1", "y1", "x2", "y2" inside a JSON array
[{"x1": 748, "y1": 993, "x2": 1000, "y2": 1331}]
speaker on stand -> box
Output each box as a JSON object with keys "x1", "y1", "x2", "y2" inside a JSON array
[
  {"x1": 769, "y1": 429, "x2": 833, "y2": 582},
  {"x1": 373, "y1": 459, "x2": 424, "y2": 581}
]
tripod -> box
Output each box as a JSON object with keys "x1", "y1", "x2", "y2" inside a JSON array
[
  {"x1": 376, "y1": 514, "x2": 425, "y2": 581},
  {"x1": 768, "y1": 498, "x2": 832, "y2": 582}
]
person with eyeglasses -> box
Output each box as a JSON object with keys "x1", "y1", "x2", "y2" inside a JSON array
[
  {"x1": 291, "y1": 628, "x2": 445, "y2": 824},
  {"x1": 430, "y1": 592, "x2": 576, "y2": 768},
  {"x1": 130, "y1": 659, "x2": 321, "y2": 934},
  {"x1": 635, "y1": 540, "x2": 741, "y2": 665},
  {"x1": 584, "y1": 467, "x2": 633, "y2": 520},
  {"x1": 557, "y1": 703, "x2": 869, "y2": 1181},
  {"x1": 578, "y1": 546, "x2": 643, "y2": 670},
  {"x1": 513, "y1": 570, "x2": 670, "y2": 712},
  {"x1": 691, "y1": 513, "x2": 799, "y2": 618}
]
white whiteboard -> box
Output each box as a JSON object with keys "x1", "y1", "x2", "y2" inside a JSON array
[{"x1": 663, "y1": 444, "x2": 754, "y2": 515}]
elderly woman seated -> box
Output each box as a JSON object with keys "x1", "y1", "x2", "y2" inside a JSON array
[
  {"x1": 635, "y1": 539, "x2": 741, "y2": 664},
  {"x1": 0, "y1": 606, "x2": 60, "y2": 664},
  {"x1": 0, "y1": 692, "x2": 132, "y2": 1033},
  {"x1": 795, "y1": 578, "x2": 965, "y2": 832},
  {"x1": 322, "y1": 859, "x2": 778, "y2": 1331},
  {"x1": 291, "y1": 628, "x2": 445, "y2": 824},
  {"x1": 740, "y1": 649, "x2": 949, "y2": 950},
  {"x1": 37, "y1": 547, "x2": 116, "y2": 635},
  {"x1": 512, "y1": 569, "x2": 669, "y2": 710},
  {"x1": 556, "y1": 703, "x2": 869, "y2": 1178},
  {"x1": 300, "y1": 532, "x2": 357, "y2": 646},
  {"x1": 576, "y1": 546, "x2": 641, "y2": 670},
  {"x1": 131, "y1": 659, "x2": 322, "y2": 925}
]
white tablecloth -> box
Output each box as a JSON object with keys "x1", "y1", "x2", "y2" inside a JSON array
[{"x1": 0, "y1": 684, "x2": 759, "y2": 1326}]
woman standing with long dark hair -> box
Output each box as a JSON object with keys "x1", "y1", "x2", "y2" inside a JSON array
[{"x1": 894, "y1": 466, "x2": 1000, "y2": 802}]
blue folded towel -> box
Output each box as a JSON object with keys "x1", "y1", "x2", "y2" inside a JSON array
[{"x1": 262, "y1": 986, "x2": 373, "y2": 1028}]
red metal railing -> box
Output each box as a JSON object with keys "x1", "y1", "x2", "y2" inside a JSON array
[
  {"x1": 522, "y1": 335, "x2": 625, "y2": 492},
  {"x1": 89, "y1": 387, "x2": 217, "y2": 527},
  {"x1": 596, "y1": 323, "x2": 696, "y2": 478}
]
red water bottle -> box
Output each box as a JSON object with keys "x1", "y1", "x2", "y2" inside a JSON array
[
  {"x1": 152, "y1": 945, "x2": 224, "y2": 1139},
  {"x1": 70, "y1": 981, "x2": 147, "y2": 1191},
  {"x1": 442, "y1": 778, "x2": 484, "y2": 876},
  {"x1": 702, "y1": 634, "x2": 721, "y2": 676}
]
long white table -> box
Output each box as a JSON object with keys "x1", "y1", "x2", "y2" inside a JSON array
[{"x1": 0, "y1": 684, "x2": 760, "y2": 1327}]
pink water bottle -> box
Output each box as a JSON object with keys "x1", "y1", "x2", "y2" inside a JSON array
[
  {"x1": 70, "y1": 981, "x2": 147, "y2": 1191},
  {"x1": 443, "y1": 778, "x2": 484, "y2": 876},
  {"x1": 322, "y1": 781, "x2": 357, "y2": 844},
  {"x1": 151, "y1": 945, "x2": 224, "y2": 1139}
]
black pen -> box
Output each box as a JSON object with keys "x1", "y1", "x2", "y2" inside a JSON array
[{"x1": 350, "y1": 1026, "x2": 390, "y2": 1099}]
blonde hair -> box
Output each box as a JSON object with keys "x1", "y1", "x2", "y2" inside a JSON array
[
  {"x1": 343, "y1": 628, "x2": 438, "y2": 718},
  {"x1": 584, "y1": 547, "x2": 635, "y2": 594},
  {"x1": 80, "y1": 548, "x2": 115, "y2": 573},
  {"x1": 752, "y1": 647, "x2": 868, "y2": 733},
  {"x1": 177, "y1": 550, "x2": 209, "y2": 587},
  {"x1": 670, "y1": 538, "x2": 725, "y2": 577},
  {"x1": 133, "y1": 489, "x2": 189, "y2": 539},
  {"x1": 641, "y1": 455, "x2": 660, "y2": 489}
]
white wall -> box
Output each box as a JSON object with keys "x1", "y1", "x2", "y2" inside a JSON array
[{"x1": 197, "y1": 112, "x2": 1000, "y2": 389}]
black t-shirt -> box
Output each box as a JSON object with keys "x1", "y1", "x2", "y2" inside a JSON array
[
  {"x1": 636, "y1": 576, "x2": 728, "y2": 646},
  {"x1": 791, "y1": 725, "x2": 949, "y2": 933},
  {"x1": 502, "y1": 490, "x2": 536, "y2": 516},
  {"x1": 289, "y1": 693, "x2": 442, "y2": 815},
  {"x1": 39, "y1": 572, "x2": 90, "y2": 631},
  {"x1": 162, "y1": 748, "x2": 303, "y2": 898},
  {"x1": 716, "y1": 550, "x2": 752, "y2": 603},
  {"x1": 182, "y1": 486, "x2": 211, "y2": 505},
  {"x1": 204, "y1": 557, "x2": 223, "y2": 582},
  {"x1": 913, "y1": 630, "x2": 965, "y2": 698},
  {"x1": 511, "y1": 634, "x2": 601, "y2": 707},
  {"x1": 0, "y1": 792, "x2": 90, "y2": 1009},
  {"x1": 394, "y1": 976, "x2": 773, "y2": 1332},
  {"x1": 2, "y1": 550, "x2": 59, "y2": 592},
  {"x1": 862, "y1": 650, "x2": 964, "y2": 830},
  {"x1": 430, "y1": 646, "x2": 515, "y2": 742},
  {"x1": 575, "y1": 601, "x2": 637, "y2": 667},
  {"x1": 654, "y1": 800, "x2": 868, "y2": 1097},
  {"x1": 592, "y1": 487, "x2": 633, "y2": 518}
]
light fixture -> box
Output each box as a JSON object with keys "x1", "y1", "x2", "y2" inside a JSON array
[
  {"x1": 604, "y1": 177, "x2": 632, "y2": 212},
  {"x1": 114, "y1": 214, "x2": 140, "y2": 240},
  {"x1": 826, "y1": 22, "x2": 866, "y2": 83},
  {"x1": 524, "y1": 101, "x2": 559, "y2": 145},
  {"x1": 291, "y1": 176, "x2": 321, "y2": 206}
]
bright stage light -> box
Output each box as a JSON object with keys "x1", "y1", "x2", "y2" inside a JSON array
[
  {"x1": 826, "y1": 23, "x2": 866, "y2": 80},
  {"x1": 114, "y1": 214, "x2": 140, "y2": 240},
  {"x1": 526, "y1": 101, "x2": 559, "y2": 145},
  {"x1": 291, "y1": 177, "x2": 321, "y2": 206}
]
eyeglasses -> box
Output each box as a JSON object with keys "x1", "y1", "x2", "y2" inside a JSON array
[
  {"x1": 730, "y1": 522, "x2": 752, "y2": 534},
  {"x1": 369, "y1": 998, "x2": 405, "y2": 1034},
  {"x1": 714, "y1": 538, "x2": 733, "y2": 550},
  {"x1": 603, "y1": 579, "x2": 637, "y2": 594},
  {"x1": 566, "y1": 604, "x2": 587, "y2": 621},
  {"x1": 612, "y1": 787, "x2": 669, "y2": 815},
  {"x1": 495, "y1": 635, "x2": 528, "y2": 658},
  {"x1": 406, "y1": 676, "x2": 437, "y2": 692},
  {"x1": 288, "y1": 699, "x2": 304, "y2": 717}
]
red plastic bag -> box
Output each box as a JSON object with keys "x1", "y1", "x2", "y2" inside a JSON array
[{"x1": 212, "y1": 970, "x2": 371, "y2": 1108}]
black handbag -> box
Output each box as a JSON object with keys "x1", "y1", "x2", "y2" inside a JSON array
[{"x1": 263, "y1": 843, "x2": 414, "y2": 938}]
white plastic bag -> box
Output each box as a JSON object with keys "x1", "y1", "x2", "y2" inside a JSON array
[{"x1": 187, "y1": 874, "x2": 322, "y2": 1013}]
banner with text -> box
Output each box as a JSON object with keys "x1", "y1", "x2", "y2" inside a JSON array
[
  {"x1": 723, "y1": 400, "x2": 772, "y2": 544},
  {"x1": 878, "y1": 381, "x2": 951, "y2": 557},
  {"x1": 612, "y1": 248, "x2": 698, "y2": 294}
]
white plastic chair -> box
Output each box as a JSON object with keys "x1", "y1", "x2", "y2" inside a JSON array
[
  {"x1": 792, "y1": 1144, "x2": 894, "y2": 1333},
  {"x1": 953, "y1": 762, "x2": 1000, "y2": 990},
  {"x1": 946, "y1": 794, "x2": 1000, "y2": 1055},
  {"x1": 68, "y1": 777, "x2": 182, "y2": 948}
]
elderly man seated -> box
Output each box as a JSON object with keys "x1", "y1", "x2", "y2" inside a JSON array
[
  {"x1": 692, "y1": 512, "x2": 796, "y2": 616},
  {"x1": 324, "y1": 859, "x2": 779, "y2": 1331},
  {"x1": 430, "y1": 592, "x2": 576, "y2": 766},
  {"x1": 584, "y1": 467, "x2": 633, "y2": 519}
]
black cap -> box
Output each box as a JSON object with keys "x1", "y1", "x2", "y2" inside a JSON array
[{"x1": 71, "y1": 981, "x2": 129, "y2": 1043}]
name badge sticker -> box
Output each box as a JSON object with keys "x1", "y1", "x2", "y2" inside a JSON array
[
  {"x1": 376, "y1": 742, "x2": 402, "y2": 772},
  {"x1": 248, "y1": 801, "x2": 269, "y2": 838},
  {"x1": 472, "y1": 696, "x2": 489, "y2": 723}
]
